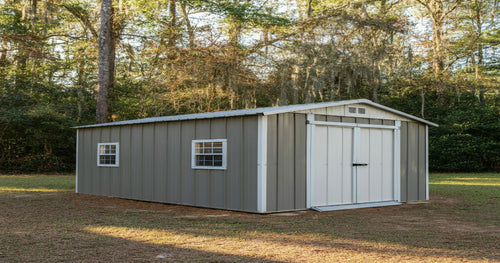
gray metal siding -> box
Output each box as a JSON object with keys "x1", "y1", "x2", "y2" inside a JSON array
[
  {"x1": 77, "y1": 116, "x2": 259, "y2": 212},
  {"x1": 400, "y1": 121, "x2": 427, "y2": 202},
  {"x1": 166, "y1": 122, "x2": 181, "y2": 203},
  {"x1": 226, "y1": 117, "x2": 243, "y2": 210},
  {"x1": 400, "y1": 122, "x2": 408, "y2": 202},
  {"x1": 266, "y1": 113, "x2": 308, "y2": 212},
  {"x1": 243, "y1": 116, "x2": 258, "y2": 211}
]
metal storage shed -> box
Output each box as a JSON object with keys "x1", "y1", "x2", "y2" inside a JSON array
[{"x1": 75, "y1": 99, "x2": 438, "y2": 213}]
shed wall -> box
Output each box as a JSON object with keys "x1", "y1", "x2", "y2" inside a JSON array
[
  {"x1": 266, "y1": 113, "x2": 307, "y2": 212},
  {"x1": 77, "y1": 116, "x2": 259, "y2": 212},
  {"x1": 400, "y1": 121, "x2": 427, "y2": 202}
]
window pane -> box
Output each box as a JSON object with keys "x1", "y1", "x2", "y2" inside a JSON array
[
  {"x1": 196, "y1": 156, "x2": 204, "y2": 166},
  {"x1": 214, "y1": 155, "x2": 222, "y2": 161},
  {"x1": 204, "y1": 147, "x2": 212, "y2": 154},
  {"x1": 213, "y1": 142, "x2": 222, "y2": 148},
  {"x1": 214, "y1": 160, "x2": 222, "y2": 166},
  {"x1": 204, "y1": 142, "x2": 212, "y2": 148},
  {"x1": 213, "y1": 147, "x2": 223, "y2": 153}
]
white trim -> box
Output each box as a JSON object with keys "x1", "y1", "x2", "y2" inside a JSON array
[
  {"x1": 257, "y1": 115, "x2": 268, "y2": 213},
  {"x1": 393, "y1": 121, "x2": 401, "y2": 202},
  {"x1": 191, "y1": 139, "x2": 227, "y2": 170},
  {"x1": 426, "y1": 125, "x2": 429, "y2": 200},
  {"x1": 97, "y1": 142, "x2": 120, "y2": 167},
  {"x1": 306, "y1": 114, "x2": 314, "y2": 208},
  {"x1": 75, "y1": 130, "x2": 79, "y2": 192},
  {"x1": 309, "y1": 120, "x2": 398, "y2": 130}
]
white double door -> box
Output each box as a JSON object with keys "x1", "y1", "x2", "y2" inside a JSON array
[{"x1": 311, "y1": 125, "x2": 396, "y2": 207}]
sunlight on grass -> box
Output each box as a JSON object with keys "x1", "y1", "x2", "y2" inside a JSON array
[
  {"x1": 84, "y1": 225, "x2": 471, "y2": 262},
  {"x1": 0, "y1": 187, "x2": 70, "y2": 193},
  {"x1": 430, "y1": 174, "x2": 499, "y2": 186},
  {"x1": 0, "y1": 175, "x2": 75, "y2": 194}
]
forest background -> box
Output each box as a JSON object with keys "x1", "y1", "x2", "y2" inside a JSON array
[{"x1": 0, "y1": 0, "x2": 498, "y2": 173}]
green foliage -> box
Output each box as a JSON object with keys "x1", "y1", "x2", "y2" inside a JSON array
[
  {"x1": 427, "y1": 100, "x2": 500, "y2": 172},
  {"x1": 0, "y1": 83, "x2": 91, "y2": 173}
]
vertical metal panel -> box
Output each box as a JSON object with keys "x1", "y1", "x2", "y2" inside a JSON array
[
  {"x1": 120, "y1": 126, "x2": 132, "y2": 198},
  {"x1": 277, "y1": 113, "x2": 295, "y2": 210},
  {"x1": 327, "y1": 126, "x2": 343, "y2": 205},
  {"x1": 382, "y1": 129, "x2": 394, "y2": 200},
  {"x1": 131, "y1": 125, "x2": 144, "y2": 199},
  {"x1": 181, "y1": 120, "x2": 196, "y2": 205},
  {"x1": 210, "y1": 118, "x2": 227, "y2": 208},
  {"x1": 154, "y1": 123, "x2": 168, "y2": 202},
  {"x1": 100, "y1": 127, "x2": 111, "y2": 196},
  {"x1": 91, "y1": 128, "x2": 101, "y2": 195},
  {"x1": 226, "y1": 117, "x2": 243, "y2": 210},
  {"x1": 110, "y1": 127, "x2": 121, "y2": 196},
  {"x1": 294, "y1": 113, "x2": 307, "y2": 209},
  {"x1": 195, "y1": 119, "x2": 211, "y2": 207},
  {"x1": 77, "y1": 129, "x2": 85, "y2": 193},
  {"x1": 357, "y1": 128, "x2": 370, "y2": 202},
  {"x1": 400, "y1": 122, "x2": 408, "y2": 202},
  {"x1": 266, "y1": 115, "x2": 278, "y2": 211},
  {"x1": 142, "y1": 124, "x2": 155, "y2": 201},
  {"x1": 407, "y1": 122, "x2": 419, "y2": 201},
  {"x1": 166, "y1": 122, "x2": 181, "y2": 203},
  {"x1": 312, "y1": 126, "x2": 328, "y2": 206},
  {"x1": 243, "y1": 116, "x2": 258, "y2": 211},
  {"x1": 418, "y1": 124, "x2": 426, "y2": 200},
  {"x1": 368, "y1": 128, "x2": 383, "y2": 201}
]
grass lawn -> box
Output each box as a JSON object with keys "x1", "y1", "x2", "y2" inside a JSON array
[{"x1": 0, "y1": 173, "x2": 498, "y2": 262}]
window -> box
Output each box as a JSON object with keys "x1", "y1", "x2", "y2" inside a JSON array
[
  {"x1": 97, "y1": 143, "x2": 119, "y2": 167},
  {"x1": 348, "y1": 107, "x2": 357, "y2": 113},
  {"x1": 192, "y1": 139, "x2": 227, "y2": 170},
  {"x1": 358, "y1": 107, "x2": 366, "y2": 114}
]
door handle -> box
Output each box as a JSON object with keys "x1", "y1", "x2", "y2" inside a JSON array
[{"x1": 353, "y1": 163, "x2": 368, "y2": 166}]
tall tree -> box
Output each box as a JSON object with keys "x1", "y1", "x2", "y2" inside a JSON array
[{"x1": 96, "y1": 0, "x2": 115, "y2": 123}]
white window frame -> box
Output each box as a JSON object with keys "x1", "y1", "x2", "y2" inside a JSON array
[
  {"x1": 97, "y1": 142, "x2": 120, "y2": 167},
  {"x1": 191, "y1": 139, "x2": 227, "y2": 170}
]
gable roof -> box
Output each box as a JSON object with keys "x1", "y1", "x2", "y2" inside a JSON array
[{"x1": 74, "y1": 99, "x2": 438, "y2": 129}]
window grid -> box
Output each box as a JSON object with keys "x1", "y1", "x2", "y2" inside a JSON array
[
  {"x1": 192, "y1": 139, "x2": 227, "y2": 169},
  {"x1": 97, "y1": 143, "x2": 119, "y2": 167}
]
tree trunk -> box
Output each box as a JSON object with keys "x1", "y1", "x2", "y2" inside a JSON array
[
  {"x1": 180, "y1": 3, "x2": 194, "y2": 48},
  {"x1": 167, "y1": 0, "x2": 176, "y2": 47},
  {"x1": 96, "y1": 0, "x2": 115, "y2": 123}
]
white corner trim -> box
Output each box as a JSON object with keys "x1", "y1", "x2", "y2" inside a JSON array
[
  {"x1": 257, "y1": 115, "x2": 268, "y2": 213},
  {"x1": 425, "y1": 125, "x2": 429, "y2": 200},
  {"x1": 75, "y1": 130, "x2": 79, "y2": 193},
  {"x1": 393, "y1": 121, "x2": 401, "y2": 202},
  {"x1": 306, "y1": 114, "x2": 315, "y2": 208}
]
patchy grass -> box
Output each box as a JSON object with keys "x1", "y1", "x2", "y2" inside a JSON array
[{"x1": 0, "y1": 173, "x2": 498, "y2": 262}]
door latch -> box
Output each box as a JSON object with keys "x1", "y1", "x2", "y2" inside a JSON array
[{"x1": 352, "y1": 163, "x2": 368, "y2": 166}]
